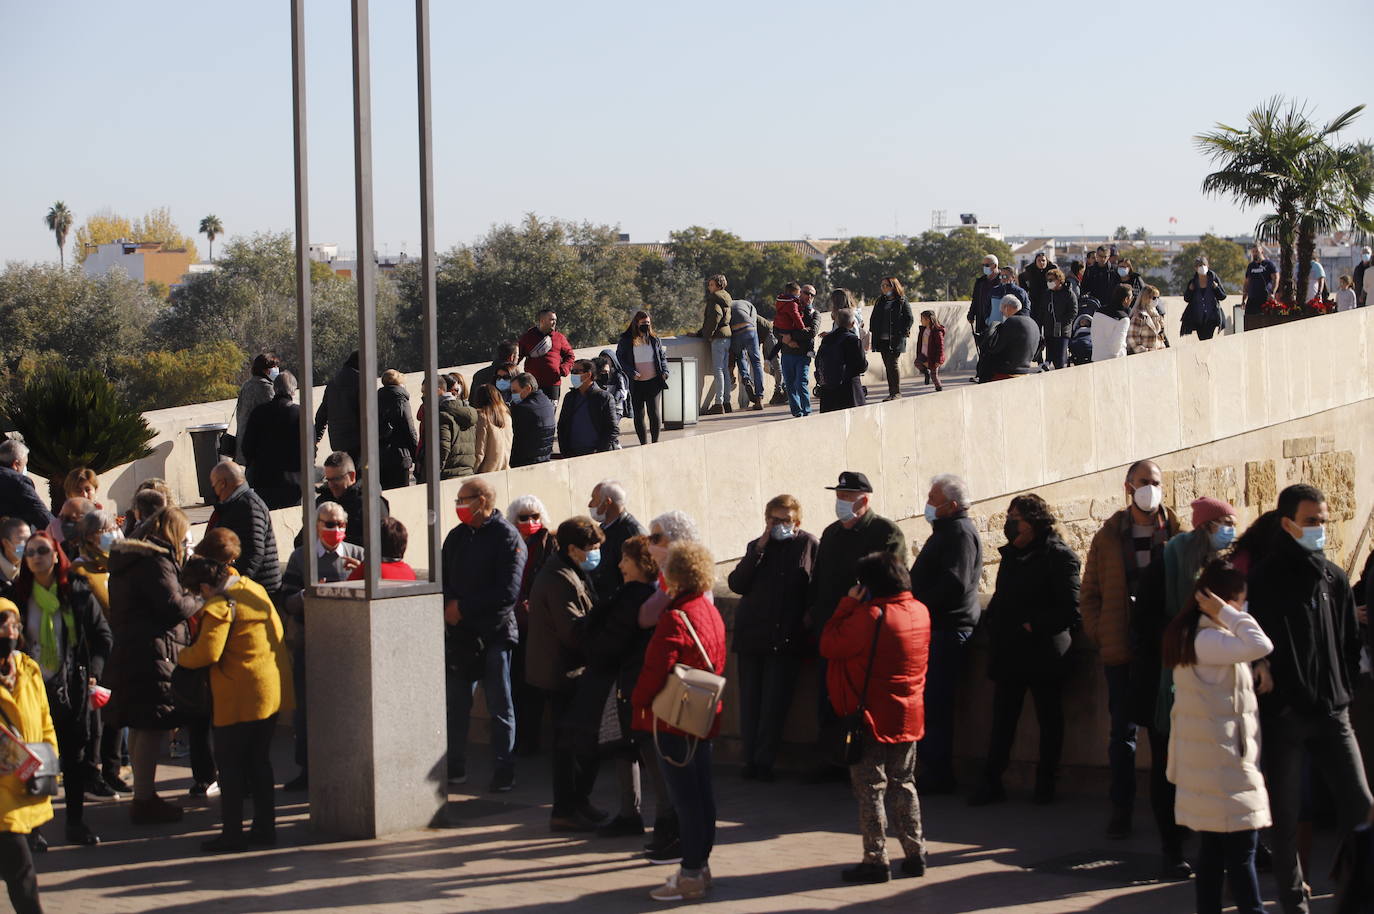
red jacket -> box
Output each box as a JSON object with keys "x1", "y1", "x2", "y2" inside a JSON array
[
  {"x1": 631, "y1": 592, "x2": 727, "y2": 738},
  {"x1": 517, "y1": 327, "x2": 575, "y2": 390},
  {"x1": 820, "y1": 592, "x2": 930, "y2": 743},
  {"x1": 915, "y1": 324, "x2": 946, "y2": 367}
]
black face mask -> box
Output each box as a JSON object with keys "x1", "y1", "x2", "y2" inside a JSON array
[
  {"x1": 638, "y1": 323, "x2": 650, "y2": 335},
  {"x1": 0, "y1": 636, "x2": 14, "y2": 661},
  {"x1": 61, "y1": 520, "x2": 79, "y2": 542},
  {"x1": 1003, "y1": 518, "x2": 1021, "y2": 542}
]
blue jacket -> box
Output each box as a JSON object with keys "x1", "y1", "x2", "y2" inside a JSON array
[
  {"x1": 0, "y1": 467, "x2": 52, "y2": 532},
  {"x1": 615, "y1": 332, "x2": 669, "y2": 390},
  {"x1": 441, "y1": 509, "x2": 527, "y2": 647}
]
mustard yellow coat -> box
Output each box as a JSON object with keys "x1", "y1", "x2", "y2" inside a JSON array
[
  {"x1": 178, "y1": 576, "x2": 294, "y2": 728},
  {"x1": 72, "y1": 564, "x2": 111, "y2": 613},
  {"x1": 0, "y1": 654, "x2": 56, "y2": 834}
]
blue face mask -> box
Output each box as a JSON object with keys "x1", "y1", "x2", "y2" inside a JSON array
[
  {"x1": 99, "y1": 531, "x2": 118, "y2": 552},
  {"x1": 770, "y1": 523, "x2": 796, "y2": 541},
  {"x1": 982, "y1": 265, "x2": 993, "y2": 276},
  {"x1": 267, "y1": 366, "x2": 280, "y2": 380},
  {"x1": 11, "y1": 542, "x2": 23, "y2": 560},
  {"x1": 510, "y1": 391, "x2": 524, "y2": 404},
  {"x1": 579, "y1": 549, "x2": 602, "y2": 572},
  {"x1": 1209, "y1": 525, "x2": 1236, "y2": 552},
  {"x1": 834, "y1": 499, "x2": 856, "y2": 522},
  {"x1": 924, "y1": 503, "x2": 939, "y2": 524},
  {"x1": 569, "y1": 374, "x2": 583, "y2": 389},
  {"x1": 495, "y1": 379, "x2": 511, "y2": 392},
  {"x1": 1297, "y1": 525, "x2": 1326, "y2": 553}
]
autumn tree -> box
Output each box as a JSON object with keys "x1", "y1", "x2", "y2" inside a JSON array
[{"x1": 74, "y1": 206, "x2": 198, "y2": 262}]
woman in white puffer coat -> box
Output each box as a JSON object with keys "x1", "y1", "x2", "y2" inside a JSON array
[{"x1": 1163, "y1": 559, "x2": 1273, "y2": 914}]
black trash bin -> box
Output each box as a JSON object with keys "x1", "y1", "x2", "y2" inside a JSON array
[{"x1": 186, "y1": 423, "x2": 230, "y2": 503}]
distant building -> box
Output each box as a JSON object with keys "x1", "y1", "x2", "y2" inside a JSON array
[{"x1": 81, "y1": 241, "x2": 194, "y2": 289}]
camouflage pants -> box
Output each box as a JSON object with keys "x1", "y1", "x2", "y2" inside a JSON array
[{"x1": 849, "y1": 738, "x2": 925, "y2": 865}]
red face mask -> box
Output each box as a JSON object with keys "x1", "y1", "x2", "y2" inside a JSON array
[
  {"x1": 456, "y1": 505, "x2": 474, "y2": 525},
  {"x1": 320, "y1": 527, "x2": 347, "y2": 549},
  {"x1": 517, "y1": 520, "x2": 543, "y2": 538}
]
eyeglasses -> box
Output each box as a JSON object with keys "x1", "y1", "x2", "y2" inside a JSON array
[
  {"x1": 455, "y1": 494, "x2": 479, "y2": 504},
  {"x1": 320, "y1": 521, "x2": 346, "y2": 530},
  {"x1": 323, "y1": 474, "x2": 348, "y2": 484},
  {"x1": 517, "y1": 513, "x2": 540, "y2": 522}
]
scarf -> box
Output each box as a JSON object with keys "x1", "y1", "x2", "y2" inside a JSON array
[{"x1": 33, "y1": 582, "x2": 75, "y2": 678}]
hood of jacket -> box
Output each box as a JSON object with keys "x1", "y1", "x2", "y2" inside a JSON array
[{"x1": 108, "y1": 537, "x2": 175, "y2": 574}]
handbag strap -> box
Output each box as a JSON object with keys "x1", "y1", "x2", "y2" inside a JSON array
[
  {"x1": 0, "y1": 703, "x2": 20, "y2": 741},
  {"x1": 672, "y1": 610, "x2": 717, "y2": 675},
  {"x1": 852, "y1": 606, "x2": 888, "y2": 717}
]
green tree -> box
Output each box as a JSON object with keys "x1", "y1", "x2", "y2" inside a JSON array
[
  {"x1": 1171, "y1": 234, "x2": 1248, "y2": 292},
  {"x1": 1196, "y1": 96, "x2": 1364, "y2": 296},
  {"x1": 747, "y1": 244, "x2": 821, "y2": 310},
  {"x1": 1131, "y1": 227, "x2": 1149, "y2": 241},
  {"x1": 1116, "y1": 245, "x2": 1170, "y2": 292},
  {"x1": 199, "y1": 214, "x2": 224, "y2": 261},
  {"x1": 44, "y1": 201, "x2": 73, "y2": 268},
  {"x1": 634, "y1": 255, "x2": 702, "y2": 335},
  {"x1": 906, "y1": 228, "x2": 1014, "y2": 301},
  {"x1": 1113, "y1": 225, "x2": 1130, "y2": 241},
  {"x1": 114, "y1": 340, "x2": 245, "y2": 411},
  {"x1": 825, "y1": 237, "x2": 915, "y2": 301},
  {"x1": 1, "y1": 364, "x2": 156, "y2": 509},
  {"x1": 666, "y1": 227, "x2": 757, "y2": 293}
]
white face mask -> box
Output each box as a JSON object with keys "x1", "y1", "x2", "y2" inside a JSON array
[
  {"x1": 1117, "y1": 267, "x2": 1129, "y2": 277},
  {"x1": 1132, "y1": 483, "x2": 1163, "y2": 513},
  {"x1": 1196, "y1": 266, "x2": 1208, "y2": 276}
]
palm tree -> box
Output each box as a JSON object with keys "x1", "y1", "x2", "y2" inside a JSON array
[
  {"x1": 1269, "y1": 140, "x2": 1374, "y2": 303},
  {"x1": 200, "y1": 214, "x2": 224, "y2": 261},
  {"x1": 1195, "y1": 97, "x2": 1364, "y2": 295},
  {"x1": 44, "y1": 201, "x2": 73, "y2": 268}
]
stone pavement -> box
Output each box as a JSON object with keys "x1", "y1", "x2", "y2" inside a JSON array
[{"x1": 34, "y1": 730, "x2": 1338, "y2": 912}]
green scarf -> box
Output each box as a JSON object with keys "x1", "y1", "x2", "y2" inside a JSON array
[{"x1": 33, "y1": 582, "x2": 75, "y2": 678}]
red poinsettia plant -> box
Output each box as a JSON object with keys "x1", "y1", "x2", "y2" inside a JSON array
[
  {"x1": 1261, "y1": 295, "x2": 1302, "y2": 317},
  {"x1": 1306, "y1": 296, "x2": 1335, "y2": 315}
]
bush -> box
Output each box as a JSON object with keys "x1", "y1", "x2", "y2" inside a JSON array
[
  {"x1": 114, "y1": 340, "x2": 246, "y2": 412},
  {"x1": 1, "y1": 365, "x2": 157, "y2": 509}
]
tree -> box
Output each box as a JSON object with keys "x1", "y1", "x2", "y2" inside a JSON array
[
  {"x1": 825, "y1": 237, "x2": 915, "y2": 301},
  {"x1": 1116, "y1": 244, "x2": 1170, "y2": 292},
  {"x1": 906, "y1": 228, "x2": 1014, "y2": 301},
  {"x1": 747, "y1": 244, "x2": 822, "y2": 311},
  {"x1": 666, "y1": 227, "x2": 757, "y2": 294},
  {"x1": 199, "y1": 214, "x2": 224, "y2": 261},
  {"x1": 0, "y1": 364, "x2": 156, "y2": 509},
  {"x1": 1113, "y1": 226, "x2": 1130, "y2": 241},
  {"x1": 44, "y1": 202, "x2": 73, "y2": 268},
  {"x1": 1171, "y1": 234, "x2": 1248, "y2": 292},
  {"x1": 74, "y1": 206, "x2": 198, "y2": 263},
  {"x1": 1131, "y1": 227, "x2": 1149, "y2": 242},
  {"x1": 633, "y1": 255, "x2": 702, "y2": 335},
  {"x1": 1196, "y1": 96, "x2": 1364, "y2": 296},
  {"x1": 114, "y1": 340, "x2": 245, "y2": 411}
]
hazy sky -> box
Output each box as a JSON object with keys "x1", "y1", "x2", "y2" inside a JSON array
[{"x1": 4, "y1": 0, "x2": 1371, "y2": 264}]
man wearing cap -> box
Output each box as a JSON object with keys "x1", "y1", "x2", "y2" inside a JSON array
[
  {"x1": 908, "y1": 473, "x2": 982, "y2": 794},
  {"x1": 1080, "y1": 459, "x2": 1181, "y2": 841},
  {"x1": 808, "y1": 472, "x2": 907, "y2": 767}
]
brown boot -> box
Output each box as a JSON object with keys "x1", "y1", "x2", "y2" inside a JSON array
[
  {"x1": 130, "y1": 796, "x2": 184, "y2": 825},
  {"x1": 749, "y1": 399, "x2": 763, "y2": 411}
]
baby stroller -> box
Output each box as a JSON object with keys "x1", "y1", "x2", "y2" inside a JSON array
[{"x1": 1067, "y1": 297, "x2": 1098, "y2": 366}]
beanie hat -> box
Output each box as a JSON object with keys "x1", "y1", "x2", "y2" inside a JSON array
[{"x1": 1191, "y1": 496, "x2": 1236, "y2": 530}]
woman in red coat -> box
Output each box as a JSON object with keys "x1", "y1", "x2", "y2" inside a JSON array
[
  {"x1": 631, "y1": 541, "x2": 726, "y2": 903},
  {"x1": 821, "y1": 551, "x2": 931, "y2": 885},
  {"x1": 914, "y1": 310, "x2": 946, "y2": 392}
]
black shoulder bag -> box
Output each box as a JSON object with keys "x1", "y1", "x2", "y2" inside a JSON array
[{"x1": 831, "y1": 606, "x2": 887, "y2": 767}]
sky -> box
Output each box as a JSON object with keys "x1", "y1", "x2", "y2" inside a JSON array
[{"x1": 3, "y1": 0, "x2": 1372, "y2": 264}]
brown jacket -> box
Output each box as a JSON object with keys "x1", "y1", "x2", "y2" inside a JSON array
[
  {"x1": 1080, "y1": 505, "x2": 1182, "y2": 666},
  {"x1": 524, "y1": 552, "x2": 594, "y2": 692}
]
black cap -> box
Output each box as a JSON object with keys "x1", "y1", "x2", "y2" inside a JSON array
[{"x1": 826, "y1": 471, "x2": 873, "y2": 493}]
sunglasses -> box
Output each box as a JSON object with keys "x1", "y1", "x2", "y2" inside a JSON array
[
  {"x1": 26, "y1": 546, "x2": 53, "y2": 557},
  {"x1": 517, "y1": 513, "x2": 541, "y2": 522},
  {"x1": 321, "y1": 521, "x2": 346, "y2": 530}
]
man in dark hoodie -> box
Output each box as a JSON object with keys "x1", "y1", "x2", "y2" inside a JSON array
[
  {"x1": 1250, "y1": 484, "x2": 1372, "y2": 914},
  {"x1": 313, "y1": 351, "x2": 362, "y2": 467},
  {"x1": 471, "y1": 341, "x2": 519, "y2": 409}
]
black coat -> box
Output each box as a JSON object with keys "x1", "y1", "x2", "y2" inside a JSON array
[
  {"x1": 1249, "y1": 532, "x2": 1361, "y2": 716},
  {"x1": 208, "y1": 485, "x2": 282, "y2": 593},
  {"x1": 1048, "y1": 282, "x2": 1080, "y2": 338},
  {"x1": 910, "y1": 510, "x2": 983, "y2": 632},
  {"x1": 510, "y1": 390, "x2": 556, "y2": 467},
  {"x1": 106, "y1": 537, "x2": 200, "y2": 730},
  {"x1": 314, "y1": 360, "x2": 361, "y2": 456},
  {"x1": 1019, "y1": 261, "x2": 1057, "y2": 317},
  {"x1": 0, "y1": 467, "x2": 52, "y2": 532},
  {"x1": 985, "y1": 534, "x2": 1081, "y2": 682},
  {"x1": 377, "y1": 383, "x2": 418, "y2": 488},
  {"x1": 1082, "y1": 263, "x2": 1115, "y2": 305},
  {"x1": 1181, "y1": 271, "x2": 1228, "y2": 335},
  {"x1": 977, "y1": 313, "x2": 1041, "y2": 379},
  {"x1": 592, "y1": 512, "x2": 645, "y2": 597},
  {"x1": 815, "y1": 328, "x2": 869, "y2": 411},
  {"x1": 556, "y1": 384, "x2": 617, "y2": 457},
  {"x1": 241, "y1": 395, "x2": 303, "y2": 509},
  {"x1": 869, "y1": 296, "x2": 914, "y2": 353},
  {"x1": 581, "y1": 578, "x2": 658, "y2": 744},
  {"x1": 441, "y1": 509, "x2": 527, "y2": 647},
  {"x1": 313, "y1": 482, "x2": 390, "y2": 549},
  {"x1": 728, "y1": 531, "x2": 819, "y2": 654},
  {"x1": 15, "y1": 574, "x2": 112, "y2": 720}
]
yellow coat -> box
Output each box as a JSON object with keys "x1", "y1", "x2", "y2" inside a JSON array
[
  {"x1": 178, "y1": 577, "x2": 294, "y2": 728},
  {"x1": 72, "y1": 564, "x2": 111, "y2": 613},
  {"x1": 0, "y1": 654, "x2": 56, "y2": 834}
]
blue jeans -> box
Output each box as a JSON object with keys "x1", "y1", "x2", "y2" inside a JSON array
[
  {"x1": 917, "y1": 629, "x2": 970, "y2": 788},
  {"x1": 1196, "y1": 830, "x2": 1263, "y2": 914},
  {"x1": 781, "y1": 352, "x2": 811, "y2": 416},
  {"x1": 1103, "y1": 663, "x2": 1138, "y2": 812},
  {"x1": 708, "y1": 338, "x2": 731, "y2": 407},
  {"x1": 655, "y1": 732, "x2": 716, "y2": 871},
  {"x1": 446, "y1": 645, "x2": 516, "y2": 773},
  {"x1": 729, "y1": 328, "x2": 764, "y2": 403}
]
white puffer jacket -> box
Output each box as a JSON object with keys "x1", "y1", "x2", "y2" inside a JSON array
[{"x1": 1166, "y1": 603, "x2": 1274, "y2": 834}]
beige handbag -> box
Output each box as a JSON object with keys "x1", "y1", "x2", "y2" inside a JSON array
[{"x1": 651, "y1": 609, "x2": 725, "y2": 767}]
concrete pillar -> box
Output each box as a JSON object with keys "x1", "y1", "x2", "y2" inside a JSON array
[{"x1": 304, "y1": 591, "x2": 446, "y2": 838}]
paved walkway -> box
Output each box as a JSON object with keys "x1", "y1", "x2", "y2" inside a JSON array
[{"x1": 36, "y1": 732, "x2": 1335, "y2": 912}]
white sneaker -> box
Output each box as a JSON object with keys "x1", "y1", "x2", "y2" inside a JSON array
[{"x1": 205, "y1": 781, "x2": 221, "y2": 798}]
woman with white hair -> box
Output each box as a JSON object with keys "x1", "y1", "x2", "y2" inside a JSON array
[{"x1": 509, "y1": 494, "x2": 556, "y2": 755}]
